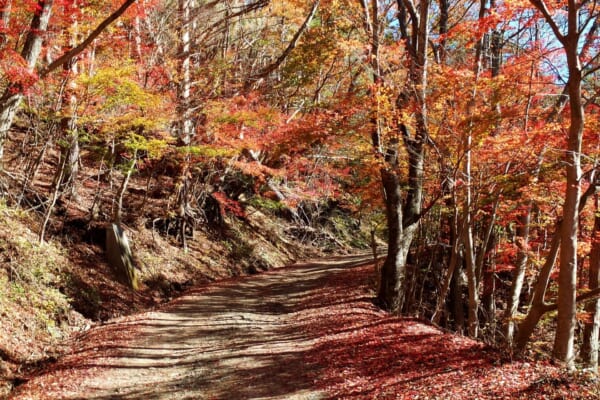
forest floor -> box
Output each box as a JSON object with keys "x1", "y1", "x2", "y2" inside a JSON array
[{"x1": 8, "y1": 254, "x2": 600, "y2": 400}]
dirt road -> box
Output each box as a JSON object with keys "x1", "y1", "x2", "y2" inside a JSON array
[
  {"x1": 10, "y1": 254, "x2": 593, "y2": 400},
  {"x1": 11, "y1": 255, "x2": 373, "y2": 400}
]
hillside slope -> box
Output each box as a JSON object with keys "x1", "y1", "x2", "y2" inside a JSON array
[
  {"x1": 0, "y1": 161, "x2": 363, "y2": 397},
  {"x1": 0, "y1": 111, "x2": 371, "y2": 397}
]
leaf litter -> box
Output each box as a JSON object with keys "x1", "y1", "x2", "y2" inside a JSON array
[{"x1": 9, "y1": 255, "x2": 600, "y2": 399}]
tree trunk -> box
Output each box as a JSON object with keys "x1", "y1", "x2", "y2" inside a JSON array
[
  {"x1": 515, "y1": 180, "x2": 599, "y2": 353},
  {"x1": 60, "y1": 120, "x2": 80, "y2": 198},
  {"x1": 113, "y1": 152, "x2": 137, "y2": 225},
  {"x1": 459, "y1": 0, "x2": 489, "y2": 338},
  {"x1": 432, "y1": 196, "x2": 460, "y2": 324},
  {"x1": 481, "y1": 248, "x2": 496, "y2": 338},
  {"x1": 505, "y1": 152, "x2": 543, "y2": 345},
  {"x1": 480, "y1": 226, "x2": 497, "y2": 331},
  {"x1": 377, "y1": 117, "x2": 426, "y2": 313},
  {"x1": 58, "y1": 11, "x2": 81, "y2": 200},
  {"x1": 177, "y1": 0, "x2": 193, "y2": 145},
  {"x1": 368, "y1": 0, "x2": 429, "y2": 314},
  {"x1": 582, "y1": 187, "x2": 600, "y2": 369},
  {"x1": 553, "y1": 37, "x2": 584, "y2": 367},
  {"x1": 378, "y1": 167, "x2": 408, "y2": 312},
  {"x1": 529, "y1": 0, "x2": 585, "y2": 368},
  {"x1": 0, "y1": 0, "x2": 53, "y2": 160},
  {"x1": 515, "y1": 228, "x2": 561, "y2": 352},
  {"x1": 175, "y1": 0, "x2": 196, "y2": 251},
  {"x1": 464, "y1": 224, "x2": 479, "y2": 337},
  {"x1": 435, "y1": 0, "x2": 448, "y2": 64},
  {"x1": 505, "y1": 207, "x2": 532, "y2": 345},
  {"x1": 462, "y1": 120, "x2": 478, "y2": 337},
  {"x1": 39, "y1": 150, "x2": 67, "y2": 243},
  {"x1": 450, "y1": 260, "x2": 465, "y2": 334},
  {"x1": 106, "y1": 223, "x2": 138, "y2": 290},
  {"x1": 386, "y1": 0, "x2": 429, "y2": 313}
]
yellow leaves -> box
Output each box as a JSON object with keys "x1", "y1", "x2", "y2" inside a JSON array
[
  {"x1": 269, "y1": 0, "x2": 309, "y2": 23},
  {"x1": 124, "y1": 133, "x2": 170, "y2": 159},
  {"x1": 180, "y1": 145, "x2": 237, "y2": 159},
  {"x1": 76, "y1": 62, "x2": 171, "y2": 163},
  {"x1": 78, "y1": 64, "x2": 162, "y2": 113}
]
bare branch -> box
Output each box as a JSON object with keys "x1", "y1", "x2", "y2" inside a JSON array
[
  {"x1": 543, "y1": 287, "x2": 600, "y2": 312},
  {"x1": 40, "y1": 0, "x2": 137, "y2": 78},
  {"x1": 249, "y1": 0, "x2": 320, "y2": 81},
  {"x1": 529, "y1": 0, "x2": 566, "y2": 44}
]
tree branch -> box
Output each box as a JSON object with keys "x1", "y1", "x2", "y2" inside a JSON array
[
  {"x1": 529, "y1": 0, "x2": 566, "y2": 44},
  {"x1": 39, "y1": 0, "x2": 137, "y2": 78},
  {"x1": 543, "y1": 287, "x2": 600, "y2": 312},
  {"x1": 249, "y1": 0, "x2": 320, "y2": 81}
]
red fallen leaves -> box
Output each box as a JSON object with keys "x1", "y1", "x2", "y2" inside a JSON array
[
  {"x1": 10, "y1": 317, "x2": 142, "y2": 399},
  {"x1": 211, "y1": 191, "x2": 246, "y2": 218},
  {"x1": 8, "y1": 258, "x2": 600, "y2": 399},
  {"x1": 292, "y1": 263, "x2": 598, "y2": 400}
]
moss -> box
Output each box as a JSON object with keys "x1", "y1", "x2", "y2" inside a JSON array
[{"x1": 247, "y1": 196, "x2": 285, "y2": 213}]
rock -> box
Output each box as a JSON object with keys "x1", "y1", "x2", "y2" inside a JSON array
[{"x1": 105, "y1": 223, "x2": 138, "y2": 290}]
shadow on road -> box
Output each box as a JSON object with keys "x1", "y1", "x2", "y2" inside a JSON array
[{"x1": 12, "y1": 254, "x2": 375, "y2": 400}]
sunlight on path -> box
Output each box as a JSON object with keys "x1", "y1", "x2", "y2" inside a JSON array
[{"x1": 11, "y1": 254, "x2": 374, "y2": 400}]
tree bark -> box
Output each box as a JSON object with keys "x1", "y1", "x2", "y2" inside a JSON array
[
  {"x1": 177, "y1": 0, "x2": 194, "y2": 145},
  {"x1": 58, "y1": 16, "x2": 81, "y2": 200},
  {"x1": 480, "y1": 224, "x2": 497, "y2": 331},
  {"x1": 431, "y1": 200, "x2": 460, "y2": 324},
  {"x1": 515, "y1": 227, "x2": 560, "y2": 352},
  {"x1": 376, "y1": 0, "x2": 429, "y2": 313},
  {"x1": 553, "y1": 30, "x2": 584, "y2": 368},
  {"x1": 582, "y1": 185, "x2": 600, "y2": 369},
  {"x1": 378, "y1": 167, "x2": 408, "y2": 312},
  {"x1": 505, "y1": 206, "x2": 532, "y2": 345},
  {"x1": 505, "y1": 151, "x2": 544, "y2": 345},
  {"x1": 458, "y1": 0, "x2": 490, "y2": 338},
  {"x1": 39, "y1": 150, "x2": 67, "y2": 243},
  {"x1": 528, "y1": 0, "x2": 585, "y2": 367},
  {"x1": 515, "y1": 182, "x2": 600, "y2": 352},
  {"x1": 59, "y1": 116, "x2": 80, "y2": 198},
  {"x1": 435, "y1": 0, "x2": 448, "y2": 64},
  {"x1": 450, "y1": 260, "x2": 465, "y2": 334},
  {"x1": 113, "y1": 152, "x2": 137, "y2": 225},
  {"x1": 175, "y1": 0, "x2": 195, "y2": 251},
  {"x1": 0, "y1": 0, "x2": 53, "y2": 161}
]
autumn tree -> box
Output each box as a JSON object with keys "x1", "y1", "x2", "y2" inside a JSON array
[
  {"x1": 515, "y1": 0, "x2": 599, "y2": 365},
  {"x1": 354, "y1": 0, "x2": 431, "y2": 313},
  {"x1": 0, "y1": 0, "x2": 53, "y2": 161},
  {"x1": 0, "y1": 0, "x2": 137, "y2": 162}
]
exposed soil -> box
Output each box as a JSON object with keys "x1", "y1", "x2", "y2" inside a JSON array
[{"x1": 8, "y1": 255, "x2": 599, "y2": 400}]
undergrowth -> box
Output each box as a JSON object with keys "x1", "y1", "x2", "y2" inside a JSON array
[{"x1": 0, "y1": 203, "x2": 76, "y2": 396}]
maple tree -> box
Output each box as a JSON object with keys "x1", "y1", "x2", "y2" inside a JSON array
[{"x1": 0, "y1": 0, "x2": 138, "y2": 160}]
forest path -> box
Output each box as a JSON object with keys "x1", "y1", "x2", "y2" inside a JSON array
[
  {"x1": 11, "y1": 255, "x2": 371, "y2": 400},
  {"x1": 10, "y1": 255, "x2": 588, "y2": 399}
]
